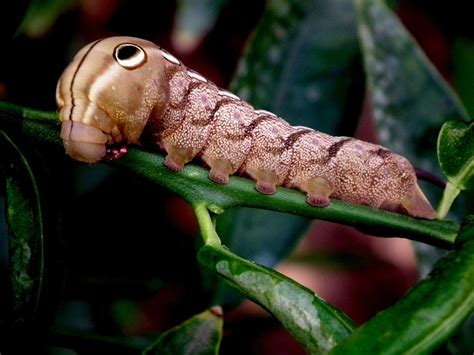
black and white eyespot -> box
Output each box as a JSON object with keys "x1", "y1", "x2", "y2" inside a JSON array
[{"x1": 114, "y1": 43, "x2": 147, "y2": 69}]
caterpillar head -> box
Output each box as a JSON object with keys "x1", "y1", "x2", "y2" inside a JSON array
[{"x1": 56, "y1": 36, "x2": 170, "y2": 162}]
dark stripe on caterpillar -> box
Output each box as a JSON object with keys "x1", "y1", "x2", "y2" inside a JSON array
[
  {"x1": 326, "y1": 138, "x2": 352, "y2": 162},
  {"x1": 68, "y1": 39, "x2": 103, "y2": 123},
  {"x1": 244, "y1": 115, "x2": 276, "y2": 137},
  {"x1": 284, "y1": 129, "x2": 313, "y2": 151}
]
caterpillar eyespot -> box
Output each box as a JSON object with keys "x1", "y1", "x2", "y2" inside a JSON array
[
  {"x1": 56, "y1": 36, "x2": 436, "y2": 220},
  {"x1": 114, "y1": 43, "x2": 147, "y2": 69}
]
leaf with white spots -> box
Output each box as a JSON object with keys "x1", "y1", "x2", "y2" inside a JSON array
[
  {"x1": 143, "y1": 306, "x2": 224, "y2": 355},
  {"x1": 232, "y1": 0, "x2": 360, "y2": 134},
  {"x1": 198, "y1": 244, "x2": 356, "y2": 354},
  {"x1": 356, "y1": 0, "x2": 473, "y2": 219},
  {"x1": 357, "y1": 0, "x2": 468, "y2": 167},
  {"x1": 0, "y1": 131, "x2": 45, "y2": 324}
]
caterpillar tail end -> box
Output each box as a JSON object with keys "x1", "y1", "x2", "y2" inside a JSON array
[{"x1": 401, "y1": 184, "x2": 436, "y2": 220}]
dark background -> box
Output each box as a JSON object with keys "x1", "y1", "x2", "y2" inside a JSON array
[{"x1": 1, "y1": 0, "x2": 473, "y2": 354}]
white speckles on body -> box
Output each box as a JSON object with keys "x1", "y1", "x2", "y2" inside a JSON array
[
  {"x1": 218, "y1": 89, "x2": 240, "y2": 100},
  {"x1": 255, "y1": 109, "x2": 277, "y2": 117},
  {"x1": 293, "y1": 125, "x2": 313, "y2": 131},
  {"x1": 160, "y1": 48, "x2": 181, "y2": 65},
  {"x1": 241, "y1": 118, "x2": 292, "y2": 184},
  {"x1": 187, "y1": 69, "x2": 208, "y2": 83},
  {"x1": 201, "y1": 101, "x2": 255, "y2": 173}
]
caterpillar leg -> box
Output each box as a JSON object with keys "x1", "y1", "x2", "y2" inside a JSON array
[
  {"x1": 164, "y1": 145, "x2": 194, "y2": 172},
  {"x1": 208, "y1": 158, "x2": 233, "y2": 184},
  {"x1": 305, "y1": 177, "x2": 333, "y2": 207},
  {"x1": 255, "y1": 170, "x2": 278, "y2": 195},
  {"x1": 400, "y1": 184, "x2": 436, "y2": 220}
]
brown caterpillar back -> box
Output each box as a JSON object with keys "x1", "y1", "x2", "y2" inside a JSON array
[{"x1": 56, "y1": 36, "x2": 436, "y2": 220}]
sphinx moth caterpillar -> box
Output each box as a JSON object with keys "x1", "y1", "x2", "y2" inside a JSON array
[{"x1": 56, "y1": 36, "x2": 436, "y2": 219}]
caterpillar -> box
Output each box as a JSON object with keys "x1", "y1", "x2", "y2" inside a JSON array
[{"x1": 56, "y1": 36, "x2": 436, "y2": 220}]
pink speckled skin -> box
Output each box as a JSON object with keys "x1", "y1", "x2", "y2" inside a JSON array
[{"x1": 56, "y1": 37, "x2": 436, "y2": 219}]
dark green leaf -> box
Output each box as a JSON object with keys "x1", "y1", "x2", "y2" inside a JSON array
[
  {"x1": 357, "y1": 0, "x2": 469, "y2": 174},
  {"x1": 232, "y1": 0, "x2": 360, "y2": 134},
  {"x1": 0, "y1": 101, "x2": 60, "y2": 146},
  {"x1": 453, "y1": 38, "x2": 474, "y2": 118},
  {"x1": 331, "y1": 216, "x2": 474, "y2": 354},
  {"x1": 0, "y1": 131, "x2": 44, "y2": 324},
  {"x1": 198, "y1": 244, "x2": 356, "y2": 354},
  {"x1": 143, "y1": 307, "x2": 223, "y2": 355},
  {"x1": 356, "y1": 0, "x2": 470, "y2": 277}
]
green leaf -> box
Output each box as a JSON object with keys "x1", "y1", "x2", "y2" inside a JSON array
[
  {"x1": 331, "y1": 216, "x2": 474, "y2": 355},
  {"x1": 437, "y1": 120, "x2": 474, "y2": 217},
  {"x1": 142, "y1": 307, "x2": 223, "y2": 355},
  {"x1": 438, "y1": 120, "x2": 474, "y2": 190},
  {"x1": 198, "y1": 244, "x2": 356, "y2": 354},
  {"x1": 218, "y1": 0, "x2": 361, "y2": 303},
  {"x1": 17, "y1": 0, "x2": 77, "y2": 38},
  {"x1": 0, "y1": 101, "x2": 60, "y2": 146},
  {"x1": 232, "y1": 0, "x2": 360, "y2": 134},
  {"x1": 0, "y1": 131, "x2": 44, "y2": 324},
  {"x1": 357, "y1": 0, "x2": 469, "y2": 174}
]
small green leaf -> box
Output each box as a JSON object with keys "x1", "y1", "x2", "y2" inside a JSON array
[
  {"x1": 331, "y1": 216, "x2": 474, "y2": 354},
  {"x1": 0, "y1": 131, "x2": 44, "y2": 324},
  {"x1": 438, "y1": 120, "x2": 474, "y2": 190},
  {"x1": 437, "y1": 119, "x2": 474, "y2": 217},
  {"x1": 198, "y1": 244, "x2": 356, "y2": 354},
  {"x1": 142, "y1": 307, "x2": 223, "y2": 355}
]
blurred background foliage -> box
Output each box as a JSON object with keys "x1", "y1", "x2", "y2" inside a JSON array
[{"x1": 0, "y1": 0, "x2": 473, "y2": 353}]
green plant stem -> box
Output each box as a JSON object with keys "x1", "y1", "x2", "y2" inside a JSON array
[
  {"x1": 194, "y1": 203, "x2": 222, "y2": 246},
  {"x1": 437, "y1": 181, "x2": 461, "y2": 219},
  {"x1": 0, "y1": 101, "x2": 460, "y2": 249},
  {"x1": 118, "y1": 149, "x2": 459, "y2": 249}
]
